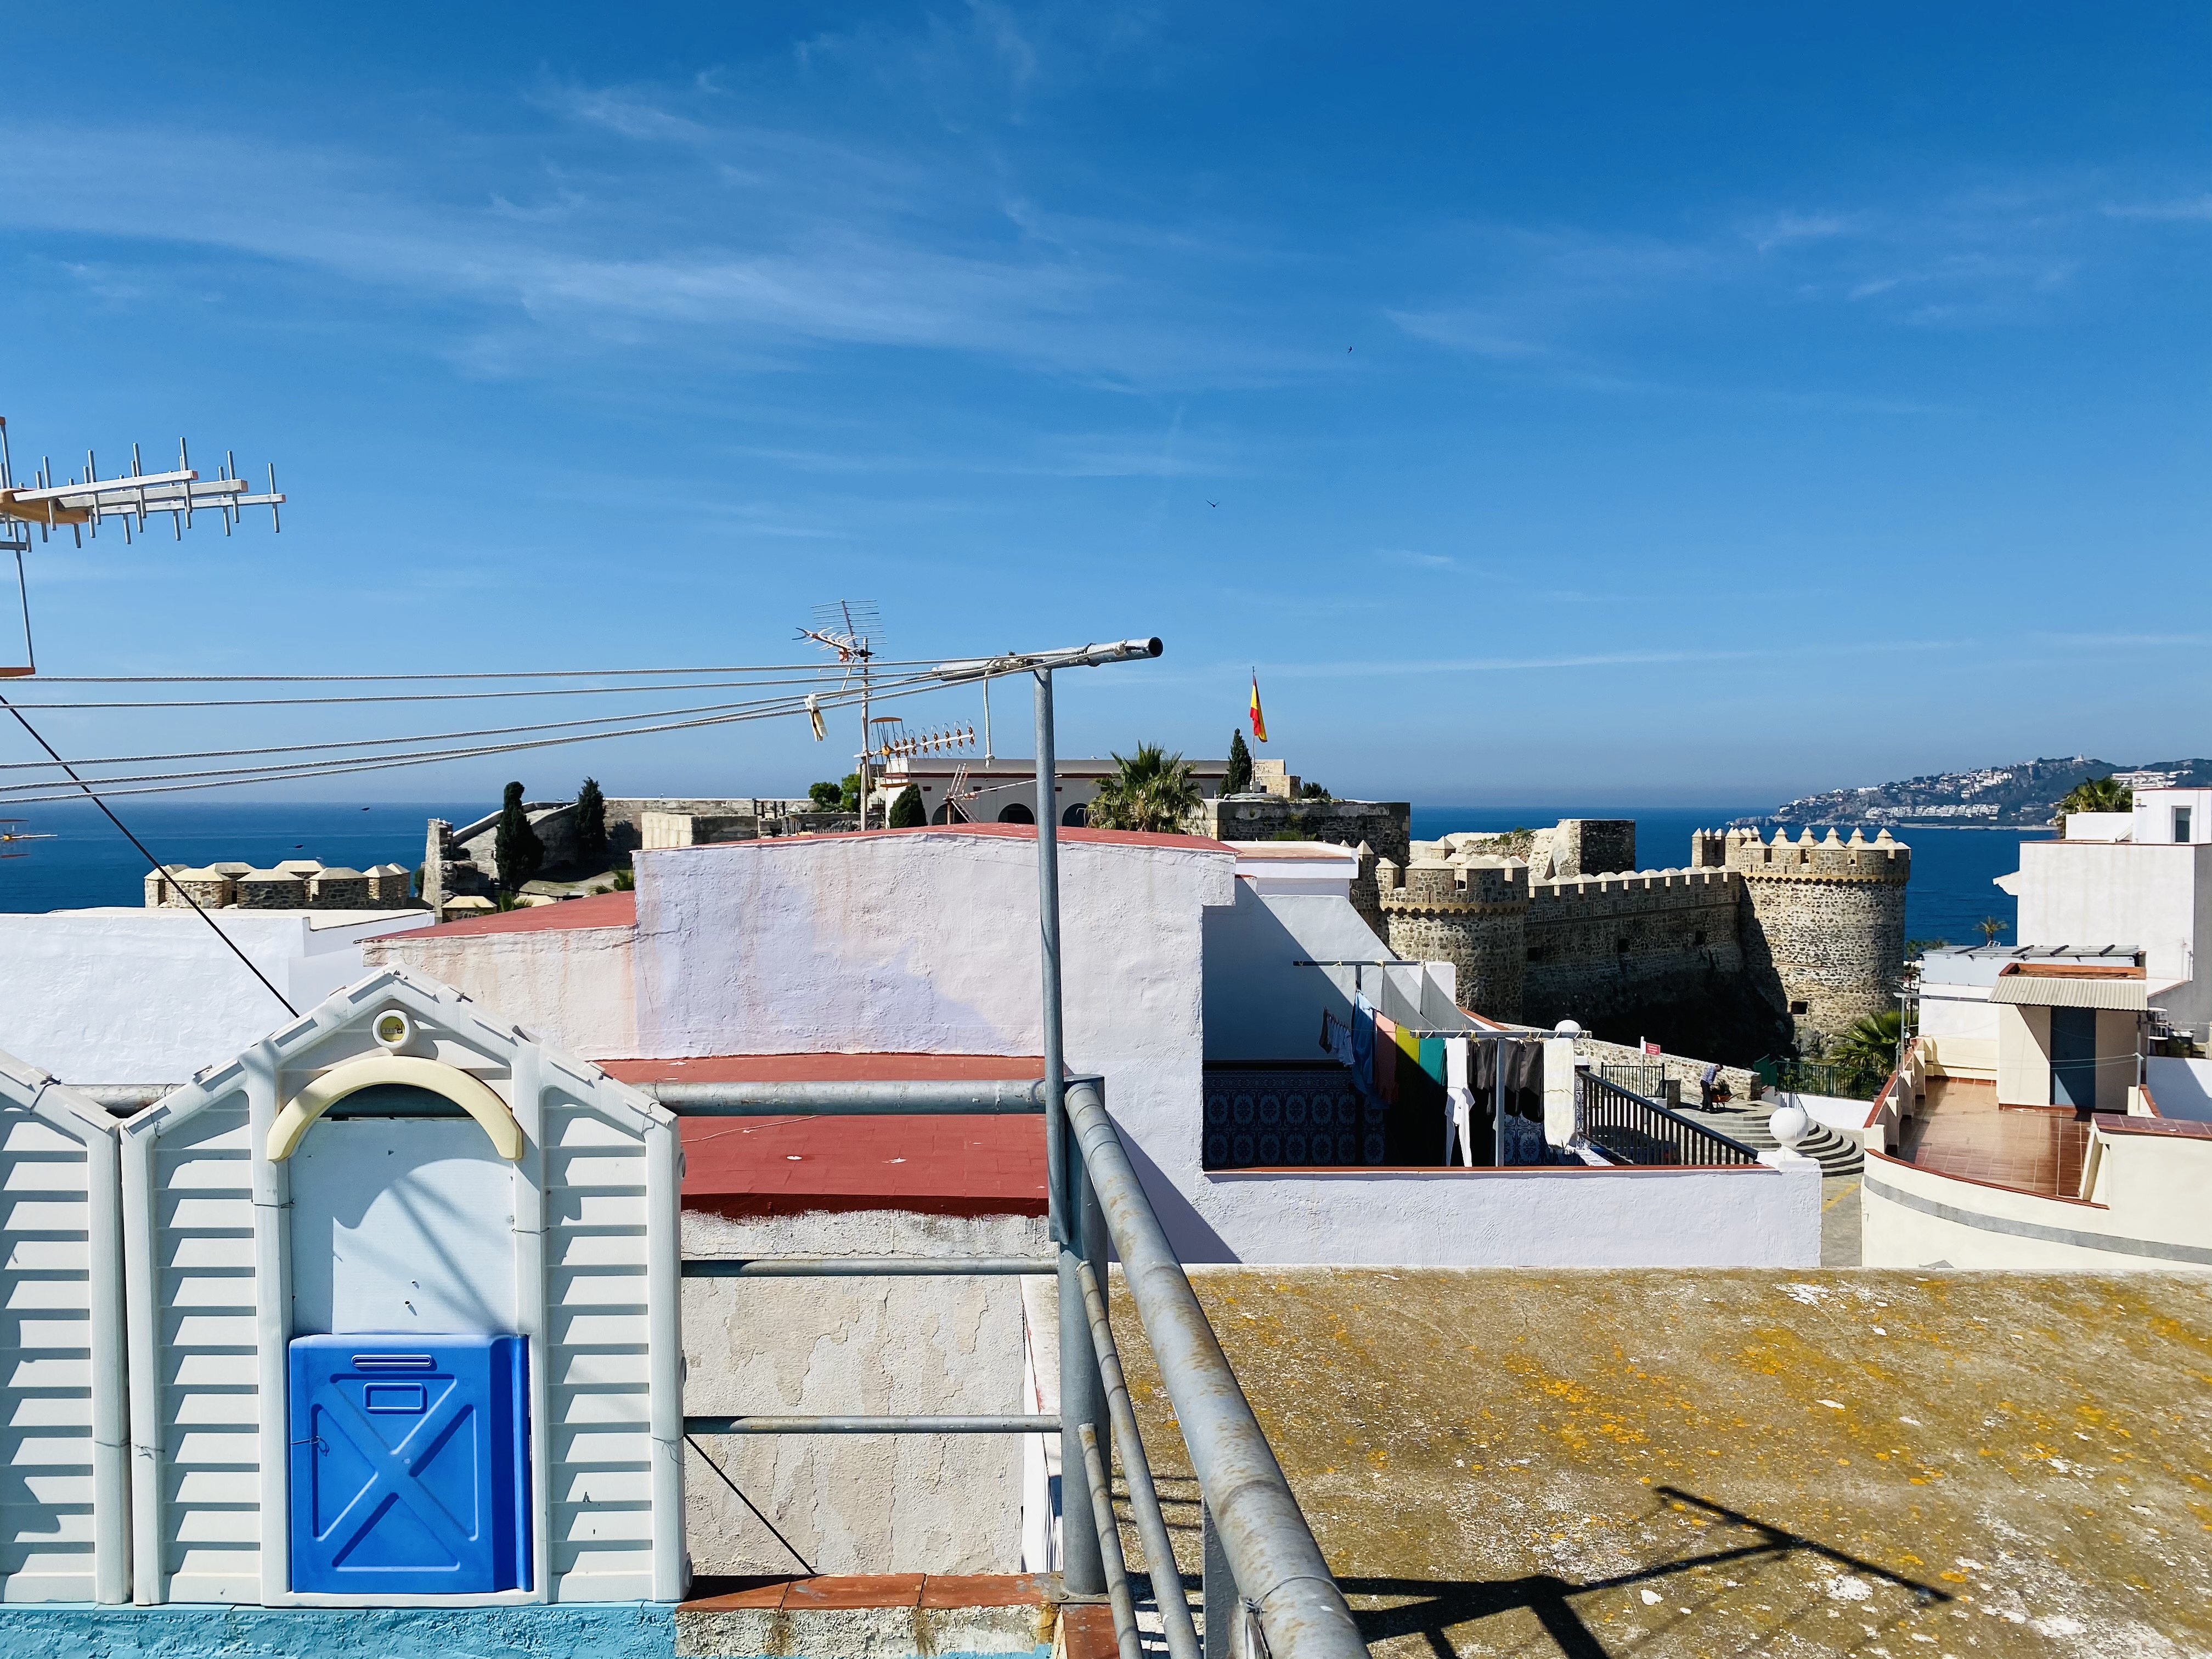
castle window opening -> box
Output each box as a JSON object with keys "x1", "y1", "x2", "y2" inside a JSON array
[
  {"x1": 1790, "y1": 1000, "x2": 1808, "y2": 1015},
  {"x1": 1693, "y1": 929, "x2": 1707, "y2": 947},
  {"x1": 1616, "y1": 937, "x2": 1630, "y2": 953}
]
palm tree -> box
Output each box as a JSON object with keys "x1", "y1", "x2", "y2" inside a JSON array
[
  {"x1": 1978, "y1": 915, "x2": 2007, "y2": 945},
  {"x1": 1088, "y1": 744, "x2": 1202, "y2": 833},
  {"x1": 2056, "y1": 775, "x2": 2131, "y2": 828},
  {"x1": 1830, "y1": 1008, "x2": 1904, "y2": 1095}
]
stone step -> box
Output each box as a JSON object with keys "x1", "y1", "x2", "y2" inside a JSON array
[{"x1": 1695, "y1": 1106, "x2": 1865, "y2": 1175}]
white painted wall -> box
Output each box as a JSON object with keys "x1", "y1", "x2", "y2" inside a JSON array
[
  {"x1": 1195, "y1": 1163, "x2": 1820, "y2": 1267},
  {"x1": 2132, "y1": 787, "x2": 2212, "y2": 846},
  {"x1": 2146, "y1": 1056, "x2": 2212, "y2": 1122},
  {"x1": 364, "y1": 922, "x2": 637, "y2": 1060},
  {"x1": 631, "y1": 831, "x2": 1238, "y2": 1262},
  {"x1": 0, "y1": 910, "x2": 427, "y2": 1084},
  {"x1": 2013, "y1": 841, "x2": 2212, "y2": 1029},
  {"x1": 1203, "y1": 880, "x2": 1425, "y2": 1061}
]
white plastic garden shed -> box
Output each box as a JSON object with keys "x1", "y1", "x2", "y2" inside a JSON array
[
  {"x1": 117, "y1": 965, "x2": 684, "y2": 1607},
  {"x1": 0, "y1": 1049, "x2": 127, "y2": 1604}
]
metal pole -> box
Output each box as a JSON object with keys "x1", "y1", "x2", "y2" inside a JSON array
[
  {"x1": 1493, "y1": 1036, "x2": 1506, "y2": 1166},
  {"x1": 1066, "y1": 1079, "x2": 1365, "y2": 1659},
  {"x1": 1037, "y1": 667, "x2": 1105, "y2": 1598},
  {"x1": 1203, "y1": 1503, "x2": 1237, "y2": 1659}
]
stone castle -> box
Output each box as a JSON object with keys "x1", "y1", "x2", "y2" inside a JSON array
[{"x1": 1376, "y1": 820, "x2": 1910, "y2": 1054}]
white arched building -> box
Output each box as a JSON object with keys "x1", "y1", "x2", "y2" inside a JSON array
[{"x1": 117, "y1": 967, "x2": 684, "y2": 1606}]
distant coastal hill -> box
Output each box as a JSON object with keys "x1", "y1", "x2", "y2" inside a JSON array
[{"x1": 1733, "y1": 757, "x2": 2212, "y2": 829}]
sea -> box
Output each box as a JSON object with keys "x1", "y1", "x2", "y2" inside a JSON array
[
  {"x1": 0, "y1": 801, "x2": 480, "y2": 913},
  {"x1": 1409, "y1": 805, "x2": 2050, "y2": 951},
  {"x1": 2, "y1": 797, "x2": 2046, "y2": 949}
]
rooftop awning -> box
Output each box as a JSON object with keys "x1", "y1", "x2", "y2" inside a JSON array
[{"x1": 1990, "y1": 974, "x2": 2148, "y2": 1011}]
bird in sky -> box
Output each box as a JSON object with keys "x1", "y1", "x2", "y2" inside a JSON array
[{"x1": 1206, "y1": 499, "x2": 1218, "y2": 507}]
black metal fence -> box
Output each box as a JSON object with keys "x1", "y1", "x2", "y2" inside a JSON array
[{"x1": 1576, "y1": 1070, "x2": 1761, "y2": 1166}]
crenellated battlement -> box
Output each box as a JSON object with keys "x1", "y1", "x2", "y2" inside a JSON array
[
  {"x1": 1375, "y1": 857, "x2": 1529, "y2": 911},
  {"x1": 1711, "y1": 824, "x2": 1911, "y2": 883},
  {"x1": 1528, "y1": 867, "x2": 1742, "y2": 906}
]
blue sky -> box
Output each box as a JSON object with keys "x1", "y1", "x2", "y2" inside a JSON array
[{"x1": 1, "y1": 3, "x2": 2207, "y2": 809}]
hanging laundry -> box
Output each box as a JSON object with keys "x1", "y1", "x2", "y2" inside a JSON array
[
  {"x1": 1350, "y1": 994, "x2": 1376, "y2": 1101},
  {"x1": 1372, "y1": 1012, "x2": 1400, "y2": 1105},
  {"x1": 1445, "y1": 1036, "x2": 1475, "y2": 1166},
  {"x1": 1417, "y1": 1035, "x2": 1446, "y2": 1087},
  {"x1": 1319, "y1": 1009, "x2": 1354, "y2": 1070}
]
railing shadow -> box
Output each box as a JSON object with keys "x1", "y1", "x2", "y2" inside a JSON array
[{"x1": 1316, "y1": 1486, "x2": 1948, "y2": 1659}]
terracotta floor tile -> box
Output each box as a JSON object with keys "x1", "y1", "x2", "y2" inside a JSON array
[
  {"x1": 681, "y1": 1578, "x2": 797, "y2": 1610},
  {"x1": 919, "y1": 1573, "x2": 1051, "y2": 1607},
  {"x1": 782, "y1": 1574, "x2": 927, "y2": 1609}
]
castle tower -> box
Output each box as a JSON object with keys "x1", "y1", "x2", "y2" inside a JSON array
[
  {"x1": 1729, "y1": 826, "x2": 1910, "y2": 1049},
  {"x1": 1378, "y1": 858, "x2": 1530, "y2": 1021}
]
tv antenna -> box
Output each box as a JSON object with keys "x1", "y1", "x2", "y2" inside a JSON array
[
  {"x1": 796, "y1": 600, "x2": 881, "y2": 820},
  {"x1": 0, "y1": 415, "x2": 285, "y2": 676}
]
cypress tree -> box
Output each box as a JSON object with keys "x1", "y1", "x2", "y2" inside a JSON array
[
  {"x1": 494, "y1": 781, "x2": 545, "y2": 895},
  {"x1": 888, "y1": 785, "x2": 926, "y2": 828},
  {"x1": 1224, "y1": 729, "x2": 1254, "y2": 795},
  {"x1": 574, "y1": 777, "x2": 608, "y2": 869}
]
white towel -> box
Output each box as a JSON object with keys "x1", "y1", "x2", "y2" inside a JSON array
[{"x1": 1445, "y1": 1037, "x2": 1475, "y2": 1166}]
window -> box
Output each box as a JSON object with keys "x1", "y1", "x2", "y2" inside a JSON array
[
  {"x1": 2175, "y1": 806, "x2": 2193, "y2": 844},
  {"x1": 1790, "y1": 1000, "x2": 1808, "y2": 1015}
]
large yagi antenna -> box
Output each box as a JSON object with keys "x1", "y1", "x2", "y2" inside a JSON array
[{"x1": 0, "y1": 415, "x2": 286, "y2": 677}]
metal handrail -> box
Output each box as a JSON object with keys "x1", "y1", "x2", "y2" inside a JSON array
[
  {"x1": 634, "y1": 1078, "x2": 1051, "y2": 1114},
  {"x1": 1079, "y1": 1424, "x2": 1145, "y2": 1659},
  {"x1": 1079, "y1": 1258, "x2": 1203, "y2": 1659},
  {"x1": 1576, "y1": 1070, "x2": 1761, "y2": 1166},
  {"x1": 1068, "y1": 1079, "x2": 1367, "y2": 1659}
]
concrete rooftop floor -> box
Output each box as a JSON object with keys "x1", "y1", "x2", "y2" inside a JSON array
[{"x1": 1112, "y1": 1269, "x2": 2212, "y2": 1659}]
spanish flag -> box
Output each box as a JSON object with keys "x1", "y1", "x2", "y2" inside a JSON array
[{"x1": 1248, "y1": 672, "x2": 1268, "y2": 743}]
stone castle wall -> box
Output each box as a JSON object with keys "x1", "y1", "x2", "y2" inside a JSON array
[
  {"x1": 1374, "y1": 819, "x2": 1910, "y2": 1054},
  {"x1": 1374, "y1": 860, "x2": 1527, "y2": 1018},
  {"x1": 1522, "y1": 870, "x2": 1745, "y2": 1026},
  {"x1": 1727, "y1": 827, "x2": 1910, "y2": 1044}
]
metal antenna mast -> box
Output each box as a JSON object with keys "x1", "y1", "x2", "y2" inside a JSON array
[
  {"x1": 1, "y1": 415, "x2": 285, "y2": 678},
  {"x1": 796, "y1": 600, "x2": 881, "y2": 820},
  {"x1": 0, "y1": 414, "x2": 293, "y2": 1013}
]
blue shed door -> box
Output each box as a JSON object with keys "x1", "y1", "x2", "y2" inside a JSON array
[
  {"x1": 289, "y1": 1334, "x2": 530, "y2": 1595},
  {"x1": 2050, "y1": 1007, "x2": 2097, "y2": 1110}
]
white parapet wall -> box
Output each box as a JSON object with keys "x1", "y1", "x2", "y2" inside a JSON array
[
  {"x1": 1863, "y1": 1129, "x2": 2212, "y2": 1271},
  {"x1": 1198, "y1": 1161, "x2": 1821, "y2": 1268},
  {"x1": 0, "y1": 909, "x2": 431, "y2": 1085}
]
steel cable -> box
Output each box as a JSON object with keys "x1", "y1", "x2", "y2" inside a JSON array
[{"x1": 0, "y1": 674, "x2": 956, "y2": 804}]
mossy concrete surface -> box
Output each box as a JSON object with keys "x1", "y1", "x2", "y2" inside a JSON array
[{"x1": 1111, "y1": 1269, "x2": 2212, "y2": 1658}]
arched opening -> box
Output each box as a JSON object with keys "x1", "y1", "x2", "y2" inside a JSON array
[
  {"x1": 997, "y1": 802, "x2": 1035, "y2": 825},
  {"x1": 932, "y1": 799, "x2": 970, "y2": 825},
  {"x1": 1062, "y1": 803, "x2": 1088, "y2": 828}
]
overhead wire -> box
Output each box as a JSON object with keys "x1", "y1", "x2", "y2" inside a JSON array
[
  {"x1": 0, "y1": 689, "x2": 298, "y2": 1016},
  {"x1": 4, "y1": 670, "x2": 903, "y2": 710},
  {"x1": 22, "y1": 657, "x2": 941, "y2": 684},
  {"x1": 0, "y1": 672, "x2": 956, "y2": 805},
  {"x1": 0, "y1": 683, "x2": 926, "y2": 774}
]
